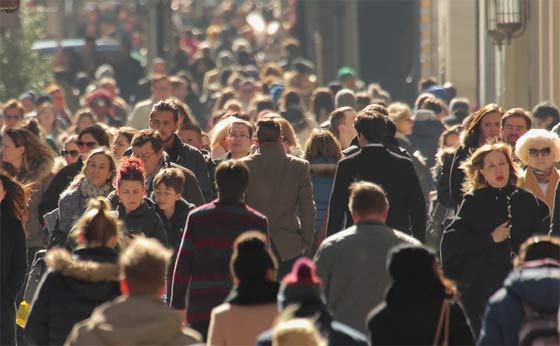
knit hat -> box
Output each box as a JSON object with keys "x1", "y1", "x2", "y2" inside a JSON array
[
  {"x1": 387, "y1": 245, "x2": 437, "y2": 283},
  {"x1": 95, "y1": 64, "x2": 115, "y2": 80},
  {"x1": 334, "y1": 88, "x2": 356, "y2": 109},
  {"x1": 278, "y1": 258, "x2": 324, "y2": 310}
]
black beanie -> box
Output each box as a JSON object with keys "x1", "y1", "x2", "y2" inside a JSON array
[
  {"x1": 387, "y1": 245, "x2": 437, "y2": 282},
  {"x1": 233, "y1": 235, "x2": 276, "y2": 282}
]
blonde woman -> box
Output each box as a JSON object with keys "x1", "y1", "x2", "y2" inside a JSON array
[
  {"x1": 515, "y1": 129, "x2": 560, "y2": 214},
  {"x1": 440, "y1": 142, "x2": 550, "y2": 334}
]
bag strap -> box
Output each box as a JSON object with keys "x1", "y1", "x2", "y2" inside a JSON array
[{"x1": 433, "y1": 299, "x2": 451, "y2": 346}]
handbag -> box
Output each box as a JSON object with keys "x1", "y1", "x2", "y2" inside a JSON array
[{"x1": 433, "y1": 298, "x2": 451, "y2": 346}]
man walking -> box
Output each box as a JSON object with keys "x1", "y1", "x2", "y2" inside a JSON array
[
  {"x1": 170, "y1": 160, "x2": 268, "y2": 340},
  {"x1": 315, "y1": 181, "x2": 420, "y2": 333},
  {"x1": 326, "y1": 109, "x2": 426, "y2": 241},
  {"x1": 241, "y1": 119, "x2": 316, "y2": 276}
]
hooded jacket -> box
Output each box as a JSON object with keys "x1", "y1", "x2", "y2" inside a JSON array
[
  {"x1": 408, "y1": 109, "x2": 445, "y2": 168},
  {"x1": 24, "y1": 247, "x2": 120, "y2": 346},
  {"x1": 66, "y1": 295, "x2": 201, "y2": 345},
  {"x1": 479, "y1": 262, "x2": 560, "y2": 345}
]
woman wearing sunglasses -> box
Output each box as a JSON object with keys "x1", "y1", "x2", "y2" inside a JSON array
[
  {"x1": 39, "y1": 124, "x2": 111, "y2": 219},
  {"x1": 515, "y1": 129, "x2": 560, "y2": 215},
  {"x1": 60, "y1": 135, "x2": 81, "y2": 166}
]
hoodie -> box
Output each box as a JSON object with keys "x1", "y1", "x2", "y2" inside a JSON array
[
  {"x1": 65, "y1": 295, "x2": 202, "y2": 346},
  {"x1": 408, "y1": 109, "x2": 445, "y2": 168},
  {"x1": 479, "y1": 262, "x2": 560, "y2": 345}
]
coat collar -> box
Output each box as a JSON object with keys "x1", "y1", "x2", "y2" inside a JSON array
[
  {"x1": 45, "y1": 247, "x2": 119, "y2": 282},
  {"x1": 257, "y1": 142, "x2": 286, "y2": 157},
  {"x1": 523, "y1": 168, "x2": 559, "y2": 212}
]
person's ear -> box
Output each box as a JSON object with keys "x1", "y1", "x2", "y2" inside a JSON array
[{"x1": 120, "y1": 279, "x2": 129, "y2": 295}]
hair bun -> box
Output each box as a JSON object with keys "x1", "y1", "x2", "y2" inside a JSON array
[
  {"x1": 88, "y1": 197, "x2": 109, "y2": 213},
  {"x1": 236, "y1": 237, "x2": 267, "y2": 255}
]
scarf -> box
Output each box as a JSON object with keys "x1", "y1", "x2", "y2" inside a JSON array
[
  {"x1": 79, "y1": 179, "x2": 113, "y2": 200},
  {"x1": 531, "y1": 167, "x2": 553, "y2": 184}
]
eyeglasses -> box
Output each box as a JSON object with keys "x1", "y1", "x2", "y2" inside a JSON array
[
  {"x1": 61, "y1": 149, "x2": 80, "y2": 158},
  {"x1": 528, "y1": 147, "x2": 551, "y2": 158},
  {"x1": 134, "y1": 151, "x2": 156, "y2": 161},
  {"x1": 77, "y1": 141, "x2": 98, "y2": 149}
]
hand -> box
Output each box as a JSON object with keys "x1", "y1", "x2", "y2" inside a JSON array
[{"x1": 491, "y1": 222, "x2": 510, "y2": 243}]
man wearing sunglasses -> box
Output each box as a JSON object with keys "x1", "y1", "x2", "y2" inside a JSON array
[
  {"x1": 39, "y1": 125, "x2": 111, "y2": 217},
  {"x1": 148, "y1": 100, "x2": 214, "y2": 202}
]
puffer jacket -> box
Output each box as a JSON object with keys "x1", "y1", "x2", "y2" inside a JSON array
[
  {"x1": 479, "y1": 261, "x2": 560, "y2": 345},
  {"x1": 24, "y1": 247, "x2": 121, "y2": 346}
]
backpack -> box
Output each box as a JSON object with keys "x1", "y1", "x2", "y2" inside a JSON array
[
  {"x1": 508, "y1": 287, "x2": 560, "y2": 346},
  {"x1": 517, "y1": 303, "x2": 559, "y2": 346},
  {"x1": 16, "y1": 250, "x2": 47, "y2": 327}
]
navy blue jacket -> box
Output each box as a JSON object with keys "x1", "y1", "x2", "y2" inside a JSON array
[{"x1": 479, "y1": 262, "x2": 560, "y2": 345}]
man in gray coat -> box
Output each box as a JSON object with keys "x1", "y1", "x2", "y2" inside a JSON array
[
  {"x1": 314, "y1": 181, "x2": 420, "y2": 334},
  {"x1": 241, "y1": 119, "x2": 316, "y2": 277}
]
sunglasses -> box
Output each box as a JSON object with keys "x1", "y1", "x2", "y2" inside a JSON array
[
  {"x1": 77, "y1": 141, "x2": 98, "y2": 149},
  {"x1": 528, "y1": 147, "x2": 551, "y2": 158},
  {"x1": 60, "y1": 149, "x2": 80, "y2": 157}
]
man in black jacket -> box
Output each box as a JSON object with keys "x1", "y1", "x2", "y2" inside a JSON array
[
  {"x1": 326, "y1": 109, "x2": 427, "y2": 242},
  {"x1": 148, "y1": 100, "x2": 214, "y2": 202}
]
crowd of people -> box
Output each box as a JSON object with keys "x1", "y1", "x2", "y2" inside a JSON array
[{"x1": 1, "y1": 1, "x2": 560, "y2": 346}]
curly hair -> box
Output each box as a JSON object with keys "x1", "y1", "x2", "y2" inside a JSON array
[{"x1": 460, "y1": 142, "x2": 519, "y2": 193}]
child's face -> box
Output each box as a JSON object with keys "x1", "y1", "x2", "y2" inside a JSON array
[
  {"x1": 117, "y1": 180, "x2": 145, "y2": 212},
  {"x1": 154, "y1": 183, "x2": 181, "y2": 211}
]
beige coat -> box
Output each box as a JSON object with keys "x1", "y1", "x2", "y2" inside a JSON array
[
  {"x1": 241, "y1": 143, "x2": 316, "y2": 261},
  {"x1": 65, "y1": 295, "x2": 201, "y2": 346},
  {"x1": 518, "y1": 168, "x2": 559, "y2": 215},
  {"x1": 207, "y1": 303, "x2": 278, "y2": 346}
]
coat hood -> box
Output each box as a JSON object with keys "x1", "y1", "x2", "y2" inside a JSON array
[
  {"x1": 410, "y1": 117, "x2": 444, "y2": 137},
  {"x1": 84, "y1": 296, "x2": 201, "y2": 345},
  {"x1": 45, "y1": 247, "x2": 120, "y2": 300},
  {"x1": 504, "y1": 262, "x2": 560, "y2": 312},
  {"x1": 46, "y1": 247, "x2": 119, "y2": 282}
]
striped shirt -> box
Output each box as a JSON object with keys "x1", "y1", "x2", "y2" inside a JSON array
[{"x1": 170, "y1": 199, "x2": 268, "y2": 325}]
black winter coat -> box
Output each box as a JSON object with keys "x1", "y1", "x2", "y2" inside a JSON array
[
  {"x1": 327, "y1": 144, "x2": 426, "y2": 241},
  {"x1": 0, "y1": 211, "x2": 27, "y2": 345},
  {"x1": 39, "y1": 160, "x2": 83, "y2": 217},
  {"x1": 156, "y1": 198, "x2": 194, "y2": 252},
  {"x1": 24, "y1": 247, "x2": 120, "y2": 346},
  {"x1": 440, "y1": 185, "x2": 550, "y2": 334},
  {"x1": 166, "y1": 134, "x2": 214, "y2": 202},
  {"x1": 108, "y1": 193, "x2": 169, "y2": 247},
  {"x1": 550, "y1": 179, "x2": 560, "y2": 234},
  {"x1": 367, "y1": 283, "x2": 475, "y2": 345}
]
